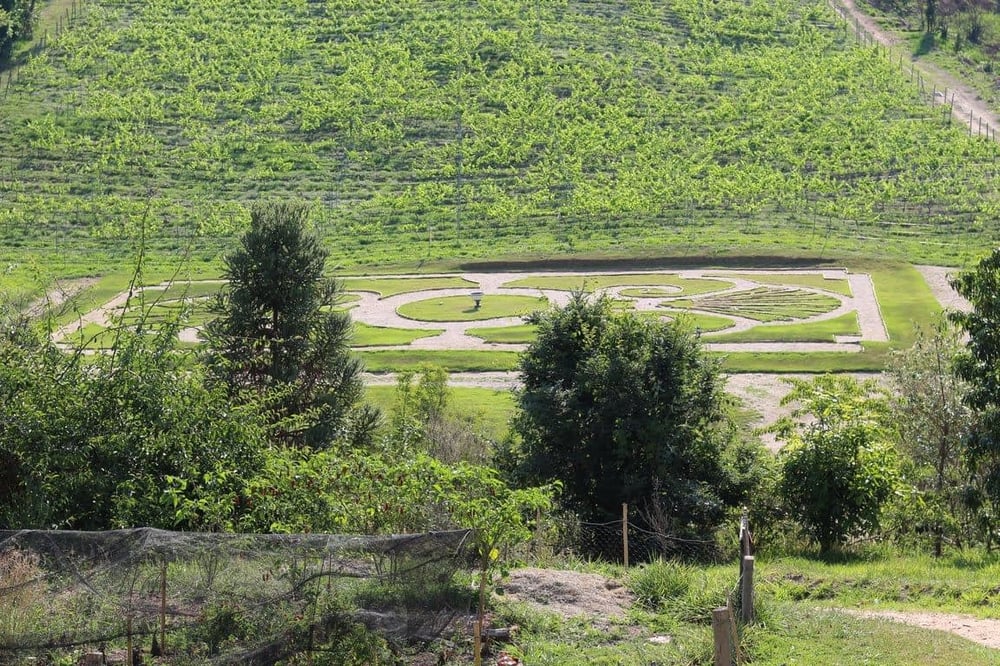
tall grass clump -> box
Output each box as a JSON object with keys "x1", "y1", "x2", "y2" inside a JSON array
[{"x1": 0, "y1": 549, "x2": 46, "y2": 640}]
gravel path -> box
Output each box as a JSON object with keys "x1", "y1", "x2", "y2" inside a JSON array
[
  {"x1": 915, "y1": 265, "x2": 971, "y2": 312},
  {"x1": 350, "y1": 268, "x2": 881, "y2": 354}
]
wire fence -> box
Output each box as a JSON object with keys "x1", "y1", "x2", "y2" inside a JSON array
[{"x1": 827, "y1": 0, "x2": 1000, "y2": 142}]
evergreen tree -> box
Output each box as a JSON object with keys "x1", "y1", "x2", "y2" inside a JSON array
[{"x1": 203, "y1": 202, "x2": 374, "y2": 448}]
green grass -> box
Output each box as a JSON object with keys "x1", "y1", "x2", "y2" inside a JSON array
[
  {"x1": 341, "y1": 276, "x2": 478, "y2": 298},
  {"x1": 351, "y1": 322, "x2": 442, "y2": 347},
  {"x1": 717, "y1": 351, "x2": 886, "y2": 373},
  {"x1": 711, "y1": 312, "x2": 860, "y2": 343},
  {"x1": 467, "y1": 323, "x2": 539, "y2": 344},
  {"x1": 365, "y1": 385, "x2": 515, "y2": 439},
  {"x1": 502, "y1": 274, "x2": 732, "y2": 296},
  {"x1": 396, "y1": 295, "x2": 549, "y2": 322},
  {"x1": 657, "y1": 311, "x2": 736, "y2": 333},
  {"x1": 749, "y1": 604, "x2": 1000, "y2": 665},
  {"x1": 868, "y1": 262, "x2": 944, "y2": 345},
  {"x1": 707, "y1": 272, "x2": 854, "y2": 297},
  {"x1": 4, "y1": 0, "x2": 1000, "y2": 284},
  {"x1": 360, "y1": 350, "x2": 522, "y2": 372},
  {"x1": 668, "y1": 287, "x2": 842, "y2": 322}
]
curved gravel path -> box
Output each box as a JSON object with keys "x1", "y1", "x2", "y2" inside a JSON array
[{"x1": 350, "y1": 268, "x2": 881, "y2": 354}]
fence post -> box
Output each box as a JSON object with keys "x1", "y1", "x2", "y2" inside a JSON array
[
  {"x1": 740, "y1": 556, "x2": 755, "y2": 624},
  {"x1": 712, "y1": 607, "x2": 734, "y2": 666},
  {"x1": 622, "y1": 503, "x2": 629, "y2": 568},
  {"x1": 160, "y1": 560, "x2": 167, "y2": 654}
]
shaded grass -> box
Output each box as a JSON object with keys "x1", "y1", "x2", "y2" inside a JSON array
[
  {"x1": 341, "y1": 276, "x2": 477, "y2": 298},
  {"x1": 711, "y1": 312, "x2": 860, "y2": 343},
  {"x1": 396, "y1": 295, "x2": 547, "y2": 322}
]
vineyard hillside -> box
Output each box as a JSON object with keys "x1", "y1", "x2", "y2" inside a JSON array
[{"x1": 2, "y1": 0, "x2": 999, "y2": 285}]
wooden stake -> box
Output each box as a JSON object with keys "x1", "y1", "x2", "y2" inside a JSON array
[
  {"x1": 622, "y1": 503, "x2": 629, "y2": 568},
  {"x1": 740, "y1": 556, "x2": 755, "y2": 624},
  {"x1": 160, "y1": 561, "x2": 167, "y2": 654},
  {"x1": 712, "y1": 607, "x2": 733, "y2": 666}
]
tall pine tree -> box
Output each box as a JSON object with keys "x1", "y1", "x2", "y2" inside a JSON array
[{"x1": 203, "y1": 202, "x2": 374, "y2": 448}]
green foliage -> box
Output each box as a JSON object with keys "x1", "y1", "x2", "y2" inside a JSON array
[
  {"x1": 6, "y1": 0, "x2": 1000, "y2": 279},
  {"x1": 506, "y1": 292, "x2": 768, "y2": 546},
  {"x1": 202, "y1": 202, "x2": 374, "y2": 448},
  {"x1": 949, "y1": 248, "x2": 1000, "y2": 548},
  {"x1": 774, "y1": 376, "x2": 901, "y2": 553},
  {"x1": 0, "y1": 300, "x2": 268, "y2": 530},
  {"x1": 0, "y1": 0, "x2": 34, "y2": 58},
  {"x1": 888, "y1": 318, "x2": 973, "y2": 555}
]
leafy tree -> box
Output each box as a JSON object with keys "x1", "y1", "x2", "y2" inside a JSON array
[
  {"x1": 950, "y1": 248, "x2": 1000, "y2": 549},
  {"x1": 202, "y1": 202, "x2": 375, "y2": 448},
  {"x1": 0, "y1": 305, "x2": 267, "y2": 530},
  {"x1": 505, "y1": 293, "x2": 764, "y2": 544},
  {"x1": 888, "y1": 318, "x2": 973, "y2": 555},
  {"x1": 775, "y1": 376, "x2": 900, "y2": 554}
]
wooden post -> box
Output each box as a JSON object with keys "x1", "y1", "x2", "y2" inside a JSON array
[
  {"x1": 160, "y1": 561, "x2": 167, "y2": 654},
  {"x1": 712, "y1": 607, "x2": 733, "y2": 666},
  {"x1": 622, "y1": 503, "x2": 629, "y2": 568},
  {"x1": 741, "y1": 556, "x2": 755, "y2": 624},
  {"x1": 126, "y1": 614, "x2": 133, "y2": 666}
]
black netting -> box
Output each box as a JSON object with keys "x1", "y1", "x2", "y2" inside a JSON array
[{"x1": 0, "y1": 528, "x2": 476, "y2": 664}]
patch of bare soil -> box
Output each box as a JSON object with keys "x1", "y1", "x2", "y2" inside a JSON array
[
  {"x1": 497, "y1": 568, "x2": 632, "y2": 623},
  {"x1": 837, "y1": 609, "x2": 1000, "y2": 649}
]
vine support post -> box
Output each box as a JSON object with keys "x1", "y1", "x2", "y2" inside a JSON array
[{"x1": 622, "y1": 503, "x2": 629, "y2": 568}]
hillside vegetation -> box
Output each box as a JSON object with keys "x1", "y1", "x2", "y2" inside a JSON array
[{"x1": 1, "y1": 0, "x2": 1000, "y2": 288}]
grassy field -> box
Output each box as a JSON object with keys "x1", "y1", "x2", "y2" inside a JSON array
[{"x1": 2, "y1": 0, "x2": 1000, "y2": 296}]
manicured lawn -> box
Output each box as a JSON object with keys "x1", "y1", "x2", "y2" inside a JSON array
[
  {"x1": 396, "y1": 295, "x2": 549, "y2": 322},
  {"x1": 711, "y1": 312, "x2": 860, "y2": 343},
  {"x1": 467, "y1": 324, "x2": 539, "y2": 344},
  {"x1": 352, "y1": 322, "x2": 442, "y2": 347},
  {"x1": 360, "y1": 350, "x2": 522, "y2": 372}
]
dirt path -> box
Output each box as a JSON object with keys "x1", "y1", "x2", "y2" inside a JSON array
[
  {"x1": 836, "y1": 609, "x2": 1000, "y2": 650},
  {"x1": 831, "y1": 0, "x2": 1000, "y2": 138}
]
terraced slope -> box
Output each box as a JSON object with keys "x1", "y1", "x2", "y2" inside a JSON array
[{"x1": 1, "y1": 0, "x2": 998, "y2": 282}]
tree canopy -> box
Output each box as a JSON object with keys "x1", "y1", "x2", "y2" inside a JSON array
[
  {"x1": 950, "y1": 248, "x2": 1000, "y2": 547},
  {"x1": 504, "y1": 293, "x2": 764, "y2": 543}
]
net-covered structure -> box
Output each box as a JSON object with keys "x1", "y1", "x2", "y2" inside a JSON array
[{"x1": 0, "y1": 528, "x2": 476, "y2": 664}]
